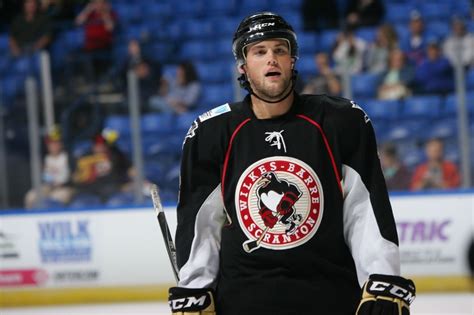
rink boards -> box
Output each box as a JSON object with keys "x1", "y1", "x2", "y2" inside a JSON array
[{"x1": 0, "y1": 191, "x2": 472, "y2": 307}]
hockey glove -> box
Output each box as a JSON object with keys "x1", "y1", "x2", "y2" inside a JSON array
[
  {"x1": 259, "y1": 207, "x2": 278, "y2": 228},
  {"x1": 356, "y1": 274, "x2": 416, "y2": 315},
  {"x1": 169, "y1": 287, "x2": 216, "y2": 315},
  {"x1": 276, "y1": 191, "x2": 299, "y2": 216}
]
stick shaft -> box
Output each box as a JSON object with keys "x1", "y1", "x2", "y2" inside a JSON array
[{"x1": 151, "y1": 185, "x2": 180, "y2": 283}]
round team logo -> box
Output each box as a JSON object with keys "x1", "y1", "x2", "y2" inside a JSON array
[{"x1": 235, "y1": 156, "x2": 324, "y2": 252}]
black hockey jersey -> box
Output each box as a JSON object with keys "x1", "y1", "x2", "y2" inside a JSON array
[{"x1": 174, "y1": 93, "x2": 400, "y2": 315}]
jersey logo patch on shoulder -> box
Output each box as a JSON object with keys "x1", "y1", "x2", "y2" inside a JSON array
[
  {"x1": 351, "y1": 100, "x2": 370, "y2": 123},
  {"x1": 199, "y1": 103, "x2": 231, "y2": 122}
]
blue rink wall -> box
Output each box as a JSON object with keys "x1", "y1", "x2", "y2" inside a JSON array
[{"x1": 0, "y1": 191, "x2": 473, "y2": 307}]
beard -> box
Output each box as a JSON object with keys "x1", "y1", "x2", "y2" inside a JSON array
[{"x1": 248, "y1": 73, "x2": 293, "y2": 102}]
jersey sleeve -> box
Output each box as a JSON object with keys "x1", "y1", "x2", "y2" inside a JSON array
[
  {"x1": 175, "y1": 118, "x2": 227, "y2": 289},
  {"x1": 339, "y1": 101, "x2": 400, "y2": 287}
]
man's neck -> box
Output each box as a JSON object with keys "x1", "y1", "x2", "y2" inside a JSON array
[{"x1": 250, "y1": 92, "x2": 294, "y2": 119}]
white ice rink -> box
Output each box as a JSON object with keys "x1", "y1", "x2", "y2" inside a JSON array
[{"x1": 1, "y1": 293, "x2": 472, "y2": 315}]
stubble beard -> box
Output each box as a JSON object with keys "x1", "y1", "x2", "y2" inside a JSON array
[{"x1": 249, "y1": 75, "x2": 293, "y2": 102}]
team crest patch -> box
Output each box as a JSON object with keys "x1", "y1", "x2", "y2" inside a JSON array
[{"x1": 235, "y1": 157, "x2": 324, "y2": 253}]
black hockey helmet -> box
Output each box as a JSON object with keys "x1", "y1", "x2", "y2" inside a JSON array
[{"x1": 232, "y1": 12, "x2": 299, "y2": 66}]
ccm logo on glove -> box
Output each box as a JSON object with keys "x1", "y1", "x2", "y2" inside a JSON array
[
  {"x1": 169, "y1": 295, "x2": 208, "y2": 310},
  {"x1": 368, "y1": 280, "x2": 416, "y2": 304}
]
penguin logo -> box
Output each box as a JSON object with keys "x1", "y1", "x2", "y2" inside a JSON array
[
  {"x1": 256, "y1": 172, "x2": 303, "y2": 235},
  {"x1": 235, "y1": 157, "x2": 324, "y2": 252}
]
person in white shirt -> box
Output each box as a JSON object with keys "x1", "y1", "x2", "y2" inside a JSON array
[{"x1": 24, "y1": 129, "x2": 74, "y2": 208}]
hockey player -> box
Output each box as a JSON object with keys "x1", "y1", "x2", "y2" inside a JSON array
[{"x1": 168, "y1": 12, "x2": 415, "y2": 315}]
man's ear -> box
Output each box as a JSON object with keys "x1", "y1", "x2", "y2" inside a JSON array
[{"x1": 238, "y1": 64, "x2": 246, "y2": 74}]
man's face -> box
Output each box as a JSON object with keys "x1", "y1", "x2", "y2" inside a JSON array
[
  {"x1": 426, "y1": 140, "x2": 443, "y2": 162},
  {"x1": 241, "y1": 39, "x2": 294, "y2": 101}
]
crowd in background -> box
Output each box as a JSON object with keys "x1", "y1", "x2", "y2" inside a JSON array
[{"x1": 0, "y1": 0, "x2": 472, "y2": 209}]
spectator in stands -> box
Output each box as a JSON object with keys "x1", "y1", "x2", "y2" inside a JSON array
[
  {"x1": 302, "y1": 52, "x2": 341, "y2": 96},
  {"x1": 40, "y1": 0, "x2": 77, "y2": 24},
  {"x1": 365, "y1": 23, "x2": 399, "y2": 74},
  {"x1": 123, "y1": 39, "x2": 162, "y2": 110},
  {"x1": 9, "y1": 0, "x2": 52, "y2": 57},
  {"x1": 442, "y1": 17, "x2": 474, "y2": 68},
  {"x1": 401, "y1": 10, "x2": 427, "y2": 66},
  {"x1": 149, "y1": 61, "x2": 201, "y2": 114},
  {"x1": 75, "y1": 0, "x2": 117, "y2": 80},
  {"x1": 72, "y1": 131, "x2": 131, "y2": 202},
  {"x1": 24, "y1": 127, "x2": 74, "y2": 208},
  {"x1": 413, "y1": 39, "x2": 454, "y2": 95},
  {"x1": 345, "y1": 0, "x2": 385, "y2": 29},
  {"x1": 410, "y1": 138, "x2": 461, "y2": 191},
  {"x1": 379, "y1": 142, "x2": 411, "y2": 191},
  {"x1": 377, "y1": 49, "x2": 414, "y2": 100},
  {"x1": 301, "y1": 0, "x2": 340, "y2": 32},
  {"x1": 332, "y1": 25, "x2": 367, "y2": 75}
]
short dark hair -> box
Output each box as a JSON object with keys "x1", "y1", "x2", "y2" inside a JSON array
[{"x1": 179, "y1": 61, "x2": 199, "y2": 85}]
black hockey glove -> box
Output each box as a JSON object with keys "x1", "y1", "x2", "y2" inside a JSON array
[
  {"x1": 169, "y1": 287, "x2": 216, "y2": 315},
  {"x1": 356, "y1": 274, "x2": 416, "y2": 315}
]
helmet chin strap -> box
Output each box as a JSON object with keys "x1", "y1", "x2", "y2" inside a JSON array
[{"x1": 238, "y1": 69, "x2": 298, "y2": 104}]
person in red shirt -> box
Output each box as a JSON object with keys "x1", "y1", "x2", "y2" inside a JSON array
[
  {"x1": 75, "y1": 0, "x2": 117, "y2": 81},
  {"x1": 410, "y1": 138, "x2": 461, "y2": 190},
  {"x1": 75, "y1": 0, "x2": 116, "y2": 51}
]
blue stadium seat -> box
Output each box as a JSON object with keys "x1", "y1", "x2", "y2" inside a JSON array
[
  {"x1": 403, "y1": 95, "x2": 442, "y2": 118},
  {"x1": 0, "y1": 34, "x2": 9, "y2": 56},
  {"x1": 383, "y1": 120, "x2": 425, "y2": 143},
  {"x1": 296, "y1": 53, "x2": 316, "y2": 81},
  {"x1": 426, "y1": 21, "x2": 450, "y2": 41},
  {"x1": 297, "y1": 32, "x2": 318, "y2": 54},
  {"x1": 213, "y1": 38, "x2": 234, "y2": 61},
  {"x1": 175, "y1": 0, "x2": 204, "y2": 17},
  {"x1": 268, "y1": 0, "x2": 303, "y2": 11},
  {"x1": 179, "y1": 40, "x2": 214, "y2": 61},
  {"x1": 443, "y1": 92, "x2": 474, "y2": 117},
  {"x1": 63, "y1": 29, "x2": 84, "y2": 51},
  {"x1": 417, "y1": 2, "x2": 452, "y2": 21},
  {"x1": 72, "y1": 139, "x2": 92, "y2": 159},
  {"x1": 142, "y1": 2, "x2": 172, "y2": 21},
  {"x1": 200, "y1": 83, "x2": 234, "y2": 107},
  {"x1": 356, "y1": 27, "x2": 377, "y2": 43},
  {"x1": 421, "y1": 118, "x2": 458, "y2": 140},
  {"x1": 162, "y1": 65, "x2": 177, "y2": 81},
  {"x1": 103, "y1": 115, "x2": 131, "y2": 137},
  {"x1": 401, "y1": 146, "x2": 425, "y2": 170},
  {"x1": 204, "y1": 0, "x2": 236, "y2": 16},
  {"x1": 210, "y1": 17, "x2": 241, "y2": 37},
  {"x1": 351, "y1": 73, "x2": 382, "y2": 98},
  {"x1": 180, "y1": 19, "x2": 214, "y2": 40},
  {"x1": 144, "y1": 162, "x2": 166, "y2": 185},
  {"x1": 141, "y1": 112, "x2": 174, "y2": 134},
  {"x1": 123, "y1": 24, "x2": 150, "y2": 42},
  {"x1": 175, "y1": 111, "x2": 200, "y2": 131},
  {"x1": 238, "y1": 0, "x2": 270, "y2": 16},
  {"x1": 466, "y1": 68, "x2": 474, "y2": 90},
  {"x1": 148, "y1": 42, "x2": 175, "y2": 63},
  {"x1": 318, "y1": 30, "x2": 339, "y2": 52},
  {"x1": 195, "y1": 61, "x2": 233, "y2": 84},
  {"x1": 385, "y1": 3, "x2": 416, "y2": 23},
  {"x1": 106, "y1": 192, "x2": 134, "y2": 207},
  {"x1": 69, "y1": 194, "x2": 103, "y2": 208},
  {"x1": 0, "y1": 75, "x2": 24, "y2": 107},
  {"x1": 362, "y1": 99, "x2": 401, "y2": 121},
  {"x1": 113, "y1": 3, "x2": 142, "y2": 24}
]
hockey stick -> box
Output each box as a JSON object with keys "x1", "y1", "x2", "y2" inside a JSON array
[
  {"x1": 150, "y1": 184, "x2": 180, "y2": 282},
  {"x1": 242, "y1": 213, "x2": 283, "y2": 253},
  {"x1": 242, "y1": 225, "x2": 271, "y2": 253}
]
